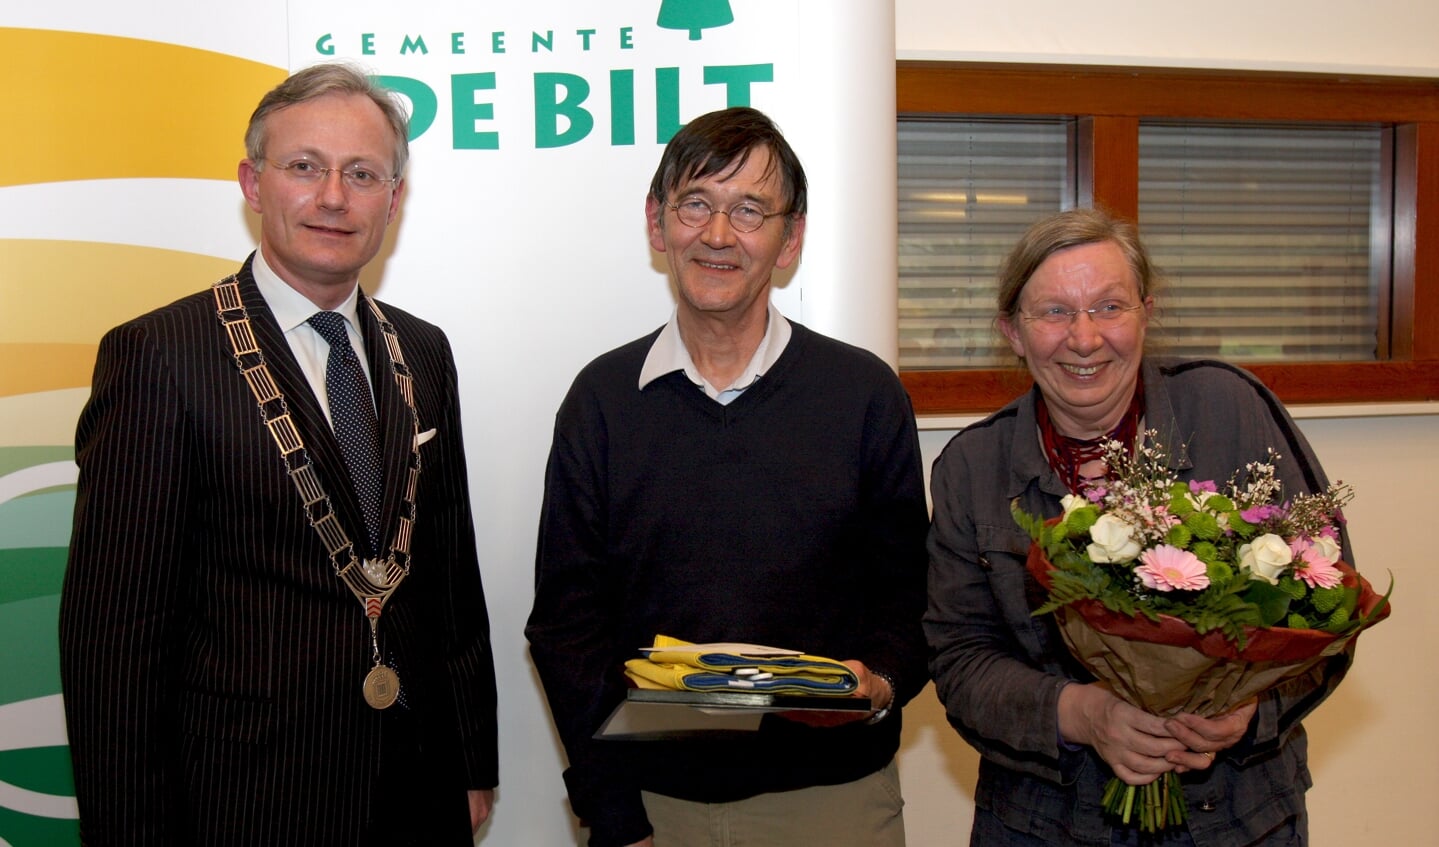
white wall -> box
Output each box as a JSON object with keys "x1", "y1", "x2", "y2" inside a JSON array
[
  {"x1": 896, "y1": 0, "x2": 1439, "y2": 75},
  {"x1": 893, "y1": 2, "x2": 1438, "y2": 844}
]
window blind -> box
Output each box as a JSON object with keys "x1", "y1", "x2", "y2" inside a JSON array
[
  {"x1": 898, "y1": 119, "x2": 1071, "y2": 370},
  {"x1": 1138, "y1": 122, "x2": 1385, "y2": 362}
]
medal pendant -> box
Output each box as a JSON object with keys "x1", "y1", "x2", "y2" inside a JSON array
[
  {"x1": 363, "y1": 664, "x2": 401, "y2": 710},
  {"x1": 363, "y1": 558, "x2": 391, "y2": 587}
]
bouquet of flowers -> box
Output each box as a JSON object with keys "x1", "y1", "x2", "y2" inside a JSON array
[{"x1": 1014, "y1": 434, "x2": 1391, "y2": 834}]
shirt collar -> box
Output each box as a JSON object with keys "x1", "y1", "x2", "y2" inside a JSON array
[
  {"x1": 251, "y1": 247, "x2": 364, "y2": 334},
  {"x1": 638, "y1": 302, "x2": 792, "y2": 400}
]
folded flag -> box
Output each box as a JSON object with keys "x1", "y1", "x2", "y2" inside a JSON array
[{"x1": 624, "y1": 634, "x2": 859, "y2": 695}]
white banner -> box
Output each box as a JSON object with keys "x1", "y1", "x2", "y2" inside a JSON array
[{"x1": 0, "y1": 3, "x2": 897, "y2": 845}]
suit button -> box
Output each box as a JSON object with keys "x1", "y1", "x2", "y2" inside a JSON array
[{"x1": 1198, "y1": 800, "x2": 1217, "y2": 812}]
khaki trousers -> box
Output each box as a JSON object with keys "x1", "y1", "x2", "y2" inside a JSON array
[{"x1": 641, "y1": 758, "x2": 906, "y2": 847}]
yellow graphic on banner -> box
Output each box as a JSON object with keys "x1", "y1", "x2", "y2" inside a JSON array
[
  {"x1": 2, "y1": 27, "x2": 284, "y2": 187},
  {"x1": 0, "y1": 241, "x2": 240, "y2": 396},
  {"x1": 0, "y1": 27, "x2": 284, "y2": 846}
]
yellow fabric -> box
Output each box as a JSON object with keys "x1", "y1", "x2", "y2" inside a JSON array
[{"x1": 624, "y1": 635, "x2": 859, "y2": 694}]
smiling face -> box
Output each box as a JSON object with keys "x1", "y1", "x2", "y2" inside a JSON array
[
  {"x1": 998, "y1": 240, "x2": 1153, "y2": 438},
  {"x1": 645, "y1": 145, "x2": 805, "y2": 328},
  {"x1": 238, "y1": 92, "x2": 403, "y2": 308}
]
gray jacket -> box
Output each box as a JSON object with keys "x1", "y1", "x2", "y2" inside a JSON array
[{"x1": 925, "y1": 358, "x2": 1355, "y2": 846}]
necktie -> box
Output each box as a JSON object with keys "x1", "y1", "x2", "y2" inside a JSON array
[{"x1": 307, "y1": 311, "x2": 385, "y2": 557}]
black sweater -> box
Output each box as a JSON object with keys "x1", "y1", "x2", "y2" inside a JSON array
[{"x1": 527, "y1": 322, "x2": 930, "y2": 847}]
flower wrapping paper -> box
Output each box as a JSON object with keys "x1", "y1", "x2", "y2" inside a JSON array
[{"x1": 1026, "y1": 543, "x2": 1391, "y2": 717}]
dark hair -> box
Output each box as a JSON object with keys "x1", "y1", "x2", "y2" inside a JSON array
[
  {"x1": 245, "y1": 62, "x2": 410, "y2": 178},
  {"x1": 648, "y1": 107, "x2": 807, "y2": 219},
  {"x1": 997, "y1": 208, "x2": 1157, "y2": 318}
]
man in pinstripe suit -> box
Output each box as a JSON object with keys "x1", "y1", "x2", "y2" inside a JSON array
[{"x1": 59, "y1": 64, "x2": 498, "y2": 846}]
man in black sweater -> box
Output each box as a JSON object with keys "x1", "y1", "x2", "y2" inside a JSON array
[{"x1": 526, "y1": 107, "x2": 929, "y2": 847}]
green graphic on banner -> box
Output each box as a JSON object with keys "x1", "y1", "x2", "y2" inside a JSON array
[
  {"x1": 657, "y1": 0, "x2": 734, "y2": 40},
  {"x1": 0, "y1": 447, "x2": 79, "y2": 846}
]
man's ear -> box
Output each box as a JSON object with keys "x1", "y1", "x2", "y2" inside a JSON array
[
  {"x1": 645, "y1": 194, "x2": 667, "y2": 253},
  {"x1": 238, "y1": 160, "x2": 263, "y2": 213},
  {"x1": 775, "y1": 214, "x2": 806, "y2": 271}
]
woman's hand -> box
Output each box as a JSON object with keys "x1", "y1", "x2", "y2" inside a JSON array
[
  {"x1": 1163, "y1": 699, "x2": 1258, "y2": 772},
  {"x1": 1057, "y1": 683, "x2": 1186, "y2": 785}
]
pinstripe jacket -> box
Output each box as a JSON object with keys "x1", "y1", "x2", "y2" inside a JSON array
[{"x1": 59, "y1": 257, "x2": 498, "y2": 846}]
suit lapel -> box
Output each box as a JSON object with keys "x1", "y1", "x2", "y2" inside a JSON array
[
  {"x1": 233, "y1": 266, "x2": 374, "y2": 555},
  {"x1": 357, "y1": 291, "x2": 414, "y2": 556}
]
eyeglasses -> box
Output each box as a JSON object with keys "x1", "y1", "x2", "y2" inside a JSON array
[
  {"x1": 263, "y1": 159, "x2": 399, "y2": 195},
  {"x1": 1021, "y1": 302, "x2": 1145, "y2": 326},
  {"x1": 666, "y1": 198, "x2": 787, "y2": 233}
]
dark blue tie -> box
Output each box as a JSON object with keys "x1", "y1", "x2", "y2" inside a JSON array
[{"x1": 307, "y1": 311, "x2": 385, "y2": 557}]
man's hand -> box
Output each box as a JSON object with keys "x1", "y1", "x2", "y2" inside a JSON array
[
  {"x1": 775, "y1": 660, "x2": 892, "y2": 728},
  {"x1": 468, "y1": 789, "x2": 494, "y2": 833}
]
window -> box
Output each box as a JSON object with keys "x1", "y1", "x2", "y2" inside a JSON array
[
  {"x1": 897, "y1": 62, "x2": 1439, "y2": 414},
  {"x1": 899, "y1": 118, "x2": 1070, "y2": 369},
  {"x1": 1139, "y1": 121, "x2": 1385, "y2": 363}
]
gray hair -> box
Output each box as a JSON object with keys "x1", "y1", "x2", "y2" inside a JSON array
[
  {"x1": 997, "y1": 208, "x2": 1157, "y2": 318},
  {"x1": 245, "y1": 63, "x2": 410, "y2": 178}
]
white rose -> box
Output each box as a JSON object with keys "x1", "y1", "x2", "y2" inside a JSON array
[
  {"x1": 1309, "y1": 535, "x2": 1342, "y2": 565},
  {"x1": 1060, "y1": 494, "x2": 1088, "y2": 518},
  {"x1": 1087, "y1": 514, "x2": 1142, "y2": 563},
  {"x1": 1241, "y1": 533, "x2": 1294, "y2": 584}
]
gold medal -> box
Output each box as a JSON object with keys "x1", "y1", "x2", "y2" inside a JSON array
[{"x1": 363, "y1": 664, "x2": 401, "y2": 710}]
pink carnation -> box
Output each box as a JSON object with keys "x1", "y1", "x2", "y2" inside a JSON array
[{"x1": 1135, "y1": 545, "x2": 1210, "y2": 592}]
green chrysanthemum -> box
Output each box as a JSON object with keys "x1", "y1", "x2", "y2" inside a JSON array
[
  {"x1": 1279, "y1": 577, "x2": 1307, "y2": 600},
  {"x1": 1206, "y1": 560, "x2": 1235, "y2": 588},
  {"x1": 1311, "y1": 585, "x2": 1346, "y2": 614},
  {"x1": 1166, "y1": 525, "x2": 1193, "y2": 548},
  {"x1": 1184, "y1": 511, "x2": 1223, "y2": 540},
  {"x1": 1066, "y1": 508, "x2": 1099, "y2": 537},
  {"x1": 1205, "y1": 494, "x2": 1237, "y2": 512}
]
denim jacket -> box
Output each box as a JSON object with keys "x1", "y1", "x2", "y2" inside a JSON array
[{"x1": 924, "y1": 358, "x2": 1355, "y2": 846}]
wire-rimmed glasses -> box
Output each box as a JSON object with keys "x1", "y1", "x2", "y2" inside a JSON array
[
  {"x1": 263, "y1": 158, "x2": 399, "y2": 195},
  {"x1": 665, "y1": 198, "x2": 787, "y2": 233}
]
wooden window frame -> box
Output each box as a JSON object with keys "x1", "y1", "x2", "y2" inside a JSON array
[{"x1": 898, "y1": 61, "x2": 1439, "y2": 415}]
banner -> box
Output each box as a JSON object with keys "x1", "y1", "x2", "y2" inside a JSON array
[{"x1": 0, "y1": 3, "x2": 895, "y2": 844}]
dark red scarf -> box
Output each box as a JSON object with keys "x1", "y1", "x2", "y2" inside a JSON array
[{"x1": 1036, "y1": 376, "x2": 1145, "y2": 494}]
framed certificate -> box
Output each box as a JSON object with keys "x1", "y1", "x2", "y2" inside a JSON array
[{"x1": 595, "y1": 689, "x2": 872, "y2": 740}]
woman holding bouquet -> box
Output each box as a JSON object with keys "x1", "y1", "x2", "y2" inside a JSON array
[{"x1": 924, "y1": 208, "x2": 1355, "y2": 846}]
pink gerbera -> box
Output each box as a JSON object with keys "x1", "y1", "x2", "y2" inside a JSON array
[
  {"x1": 1135, "y1": 545, "x2": 1210, "y2": 591},
  {"x1": 1291, "y1": 539, "x2": 1344, "y2": 589}
]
